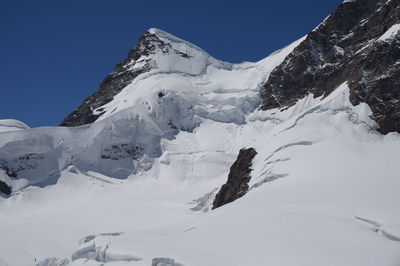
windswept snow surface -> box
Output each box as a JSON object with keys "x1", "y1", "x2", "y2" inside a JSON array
[
  {"x1": 378, "y1": 23, "x2": 400, "y2": 42},
  {"x1": 0, "y1": 119, "x2": 29, "y2": 133},
  {"x1": 0, "y1": 31, "x2": 400, "y2": 266}
]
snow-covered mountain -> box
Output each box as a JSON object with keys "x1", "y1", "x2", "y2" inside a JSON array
[
  {"x1": 0, "y1": 28, "x2": 302, "y2": 194},
  {"x1": 1, "y1": 0, "x2": 400, "y2": 265}
]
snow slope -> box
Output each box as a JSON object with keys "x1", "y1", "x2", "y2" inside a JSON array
[{"x1": 0, "y1": 30, "x2": 399, "y2": 266}]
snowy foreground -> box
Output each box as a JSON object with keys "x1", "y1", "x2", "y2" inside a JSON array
[{"x1": 1, "y1": 29, "x2": 400, "y2": 266}]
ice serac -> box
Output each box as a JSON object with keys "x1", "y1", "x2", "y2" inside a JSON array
[
  {"x1": 212, "y1": 147, "x2": 257, "y2": 209},
  {"x1": 60, "y1": 28, "x2": 229, "y2": 127},
  {"x1": 260, "y1": 0, "x2": 400, "y2": 134}
]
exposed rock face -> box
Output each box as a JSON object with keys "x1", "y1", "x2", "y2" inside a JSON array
[
  {"x1": 0, "y1": 153, "x2": 45, "y2": 178},
  {"x1": 212, "y1": 148, "x2": 257, "y2": 209},
  {"x1": 261, "y1": 0, "x2": 400, "y2": 134},
  {"x1": 0, "y1": 180, "x2": 11, "y2": 196},
  {"x1": 60, "y1": 31, "x2": 171, "y2": 127},
  {"x1": 152, "y1": 257, "x2": 185, "y2": 266},
  {"x1": 100, "y1": 144, "x2": 143, "y2": 161}
]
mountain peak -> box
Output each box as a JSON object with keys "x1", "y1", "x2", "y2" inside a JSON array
[
  {"x1": 61, "y1": 28, "x2": 229, "y2": 127},
  {"x1": 146, "y1": 28, "x2": 206, "y2": 54},
  {"x1": 147, "y1": 27, "x2": 182, "y2": 41}
]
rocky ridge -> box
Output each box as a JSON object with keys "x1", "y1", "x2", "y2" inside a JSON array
[{"x1": 261, "y1": 0, "x2": 400, "y2": 134}]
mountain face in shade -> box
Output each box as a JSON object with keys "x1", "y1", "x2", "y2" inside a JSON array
[{"x1": 261, "y1": 0, "x2": 400, "y2": 134}]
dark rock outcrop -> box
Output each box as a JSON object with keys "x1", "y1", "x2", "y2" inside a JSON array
[
  {"x1": 152, "y1": 257, "x2": 185, "y2": 266},
  {"x1": 100, "y1": 144, "x2": 143, "y2": 160},
  {"x1": 261, "y1": 0, "x2": 400, "y2": 134},
  {"x1": 0, "y1": 153, "x2": 45, "y2": 178},
  {"x1": 0, "y1": 180, "x2": 11, "y2": 196},
  {"x1": 60, "y1": 31, "x2": 171, "y2": 127},
  {"x1": 212, "y1": 147, "x2": 257, "y2": 209}
]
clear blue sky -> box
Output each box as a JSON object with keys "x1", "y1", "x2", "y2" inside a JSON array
[{"x1": 1, "y1": 0, "x2": 343, "y2": 127}]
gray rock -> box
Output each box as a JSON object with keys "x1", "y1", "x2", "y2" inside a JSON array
[
  {"x1": 261, "y1": 0, "x2": 400, "y2": 134},
  {"x1": 152, "y1": 257, "x2": 185, "y2": 266},
  {"x1": 0, "y1": 180, "x2": 11, "y2": 196},
  {"x1": 212, "y1": 147, "x2": 257, "y2": 209}
]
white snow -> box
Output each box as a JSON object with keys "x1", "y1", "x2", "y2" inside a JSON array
[
  {"x1": 377, "y1": 24, "x2": 400, "y2": 42},
  {"x1": 0, "y1": 30, "x2": 399, "y2": 266},
  {"x1": 0, "y1": 119, "x2": 29, "y2": 133}
]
